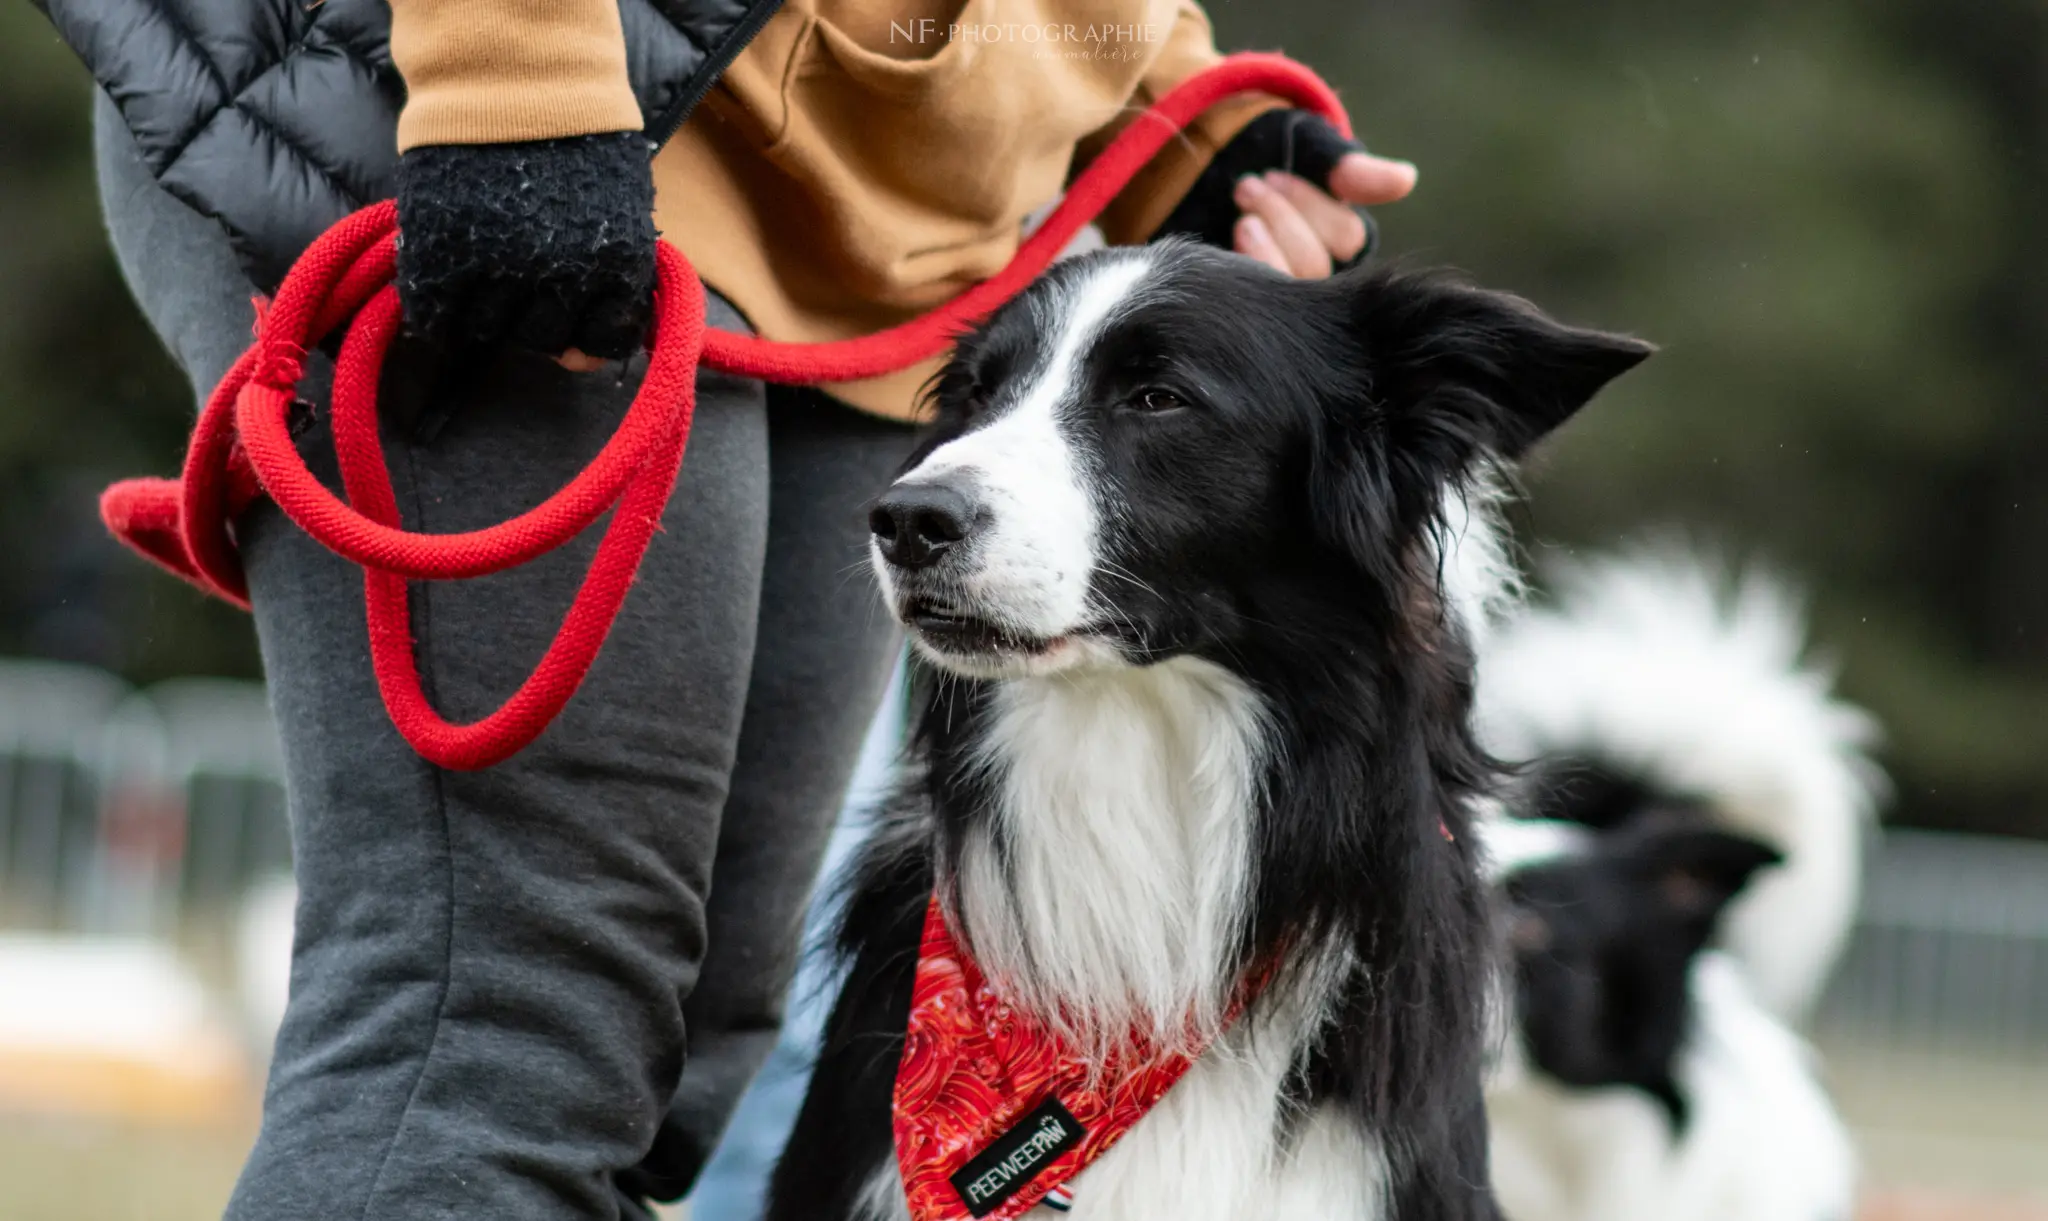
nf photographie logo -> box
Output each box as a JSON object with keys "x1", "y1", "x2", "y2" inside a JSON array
[{"x1": 891, "y1": 18, "x2": 1163, "y2": 60}]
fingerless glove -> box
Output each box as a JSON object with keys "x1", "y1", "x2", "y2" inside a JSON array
[
  {"x1": 1153, "y1": 110, "x2": 1376, "y2": 263},
  {"x1": 395, "y1": 130, "x2": 658, "y2": 360}
]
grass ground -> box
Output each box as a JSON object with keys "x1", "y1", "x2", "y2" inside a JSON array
[
  {"x1": 0, "y1": 1116, "x2": 689, "y2": 1220},
  {"x1": 1816, "y1": 1034, "x2": 2048, "y2": 1204},
  {"x1": 0, "y1": 1039, "x2": 2039, "y2": 1220},
  {"x1": 0, "y1": 1115, "x2": 252, "y2": 1221}
]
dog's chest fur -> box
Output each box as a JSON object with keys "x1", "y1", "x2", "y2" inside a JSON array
[
  {"x1": 900, "y1": 659, "x2": 1386, "y2": 1221},
  {"x1": 1051, "y1": 990, "x2": 1389, "y2": 1221},
  {"x1": 956, "y1": 658, "x2": 1266, "y2": 1049}
]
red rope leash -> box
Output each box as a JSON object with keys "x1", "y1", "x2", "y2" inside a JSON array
[{"x1": 99, "y1": 54, "x2": 1348, "y2": 770}]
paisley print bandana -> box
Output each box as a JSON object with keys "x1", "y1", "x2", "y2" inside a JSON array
[{"x1": 892, "y1": 898, "x2": 1251, "y2": 1221}]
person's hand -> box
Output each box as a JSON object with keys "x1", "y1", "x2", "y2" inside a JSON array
[
  {"x1": 1230, "y1": 151, "x2": 1416, "y2": 278},
  {"x1": 394, "y1": 130, "x2": 657, "y2": 367},
  {"x1": 1153, "y1": 110, "x2": 1416, "y2": 279}
]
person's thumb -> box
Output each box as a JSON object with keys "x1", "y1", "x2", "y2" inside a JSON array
[{"x1": 1326, "y1": 151, "x2": 1418, "y2": 206}]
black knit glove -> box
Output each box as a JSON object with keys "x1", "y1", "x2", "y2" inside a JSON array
[
  {"x1": 395, "y1": 131, "x2": 657, "y2": 360},
  {"x1": 1153, "y1": 109, "x2": 1377, "y2": 264}
]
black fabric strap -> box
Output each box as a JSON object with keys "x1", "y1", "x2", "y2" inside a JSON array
[{"x1": 1152, "y1": 108, "x2": 1377, "y2": 266}]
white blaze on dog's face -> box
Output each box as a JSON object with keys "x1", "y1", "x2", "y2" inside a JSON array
[
  {"x1": 868, "y1": 253, "x2": 1152, "y2": 679},
  {"x1": 869, "y1": 241, "x2": 1653, "y2": 681}
]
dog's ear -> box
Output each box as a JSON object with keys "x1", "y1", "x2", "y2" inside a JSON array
[
  {"x1": 1351, "y1": 270, "x2": 1654, "y2": 461},
  {"x1": 1619, "y1": 826, "x2": 1784, "y2": 958},
  {"x1": 1309, "y1": 271, "x2": 1651, "y2": 578}
]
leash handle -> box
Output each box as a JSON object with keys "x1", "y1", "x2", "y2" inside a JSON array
[
  {"x1": 98, "y1": 53, "x2": 1352, "y2": 770},
  {"x1": 335, "y1": 271, "x2": 703, "y2": 769},
  {"x1": 241, "y1": 233, "x2": 707, "y2": 582}
]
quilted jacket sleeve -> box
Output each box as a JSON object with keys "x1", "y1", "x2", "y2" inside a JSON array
[{"x1": 388, "y1": 0, "x2": 645, "y2": 151}]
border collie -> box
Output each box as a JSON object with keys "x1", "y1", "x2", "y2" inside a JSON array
[
  {"x1": 1476, "y1": 548, "x2": 1885, "y2": 1020},
  {"x1": 1480, "y1": 816, "x2": 1857, "y2": 1221},
  {"x1": 764, "y1": 240, "x2": 1650, "y2": 1221}
]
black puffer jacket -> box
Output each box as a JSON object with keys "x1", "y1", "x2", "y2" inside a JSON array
[{"x1": 31, "y1": 0, "x2": 782, "y2": 290}]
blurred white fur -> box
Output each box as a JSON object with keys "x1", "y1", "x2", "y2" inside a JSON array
[
  {"x1": 1435, "y1": 474, "x2": 1521, "y2": 655},
  {"x1": 1477, "y1": 545, "x2": 1885, "y2": 1020}
]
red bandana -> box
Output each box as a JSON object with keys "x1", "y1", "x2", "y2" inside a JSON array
[{"x1": 892, "y1": 899, "x2": 1246, "y2": 1221}]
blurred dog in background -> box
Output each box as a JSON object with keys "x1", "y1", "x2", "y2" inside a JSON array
[{"x1": 1477, "y1": 548, "x2": 1882, "y2": 1221}]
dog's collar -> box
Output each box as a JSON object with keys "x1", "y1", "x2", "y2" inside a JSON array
[{"x1": 893, "y1": 897, "x2": 1257, "y2": 1221}]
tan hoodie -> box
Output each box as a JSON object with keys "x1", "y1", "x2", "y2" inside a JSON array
[{"x1": 389, "y1": 0, "x2": 1278, "y2": 419}]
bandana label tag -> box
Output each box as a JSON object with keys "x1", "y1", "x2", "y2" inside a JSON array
[{"x1": 948, "y1": 1097, "x2": 1086, "y2": 1218}]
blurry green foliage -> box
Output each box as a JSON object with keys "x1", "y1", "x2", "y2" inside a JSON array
[
  {"x1": 0, "y1": 4, "x2": 259, "y2": 682},
  {"x1": 1211, "y1": 0, "x2": 2048, "y2": 837},
  {"x1": 3, "y1": 0, "x2": 2045, "y2": 833}
]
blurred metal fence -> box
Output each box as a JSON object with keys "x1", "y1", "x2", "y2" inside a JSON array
[
  {"x1": 0, "y1": 659, "x2": 287, "y2": 940},
  {"x1": 1814, "y1": 830, "x2": 2048, "y2": 1197},
  {"x1": 2, "y1": 655, "x2": 2045, "y2": 1060},
  {"x1": 1817, "y1": 828, "x2": 2048, "y2": 1056},
  {"x1": 0, "y1": 660, "x2": 129, "y2": 931}
]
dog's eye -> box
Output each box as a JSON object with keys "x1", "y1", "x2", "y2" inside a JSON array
[{"x1": 1131, "y1": 388, "x2": 1188, "y2": 413}]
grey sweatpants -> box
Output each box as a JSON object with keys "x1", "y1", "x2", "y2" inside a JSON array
[{"x1": 93, "y1": 93, "x2": 913, "y2": 1219}]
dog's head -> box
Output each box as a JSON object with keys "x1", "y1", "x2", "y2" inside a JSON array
[
  {"x1": 869, "y1": 241, "x2": 1652, "y2": 679},
  {"x1": 1503, "y1": 819, "x2": 1784, "y2": 1128}
]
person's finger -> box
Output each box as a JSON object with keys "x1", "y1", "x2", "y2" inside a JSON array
[
  {"x1": 573, "y1": 291, "x2": 649, "y2": 361},
  {"x1": 1325, "y1": 151, "x2": 1418, "y2": 206},
  {"x1": 512, "y1": 287, "x2": 578, "y2": 357},
  {"x1": 1233, "y1": 175, "x2": 1331, "y2": 279},
  {"x1": 556, "y1": 349, "x2": 607, "y2": 373},
  {"x1": 1263, "y1": 171, "x2": 1371, "y2": 264},
  {"x1": 1233, "y1": 214, "x2": 1292, "y2": 275}
]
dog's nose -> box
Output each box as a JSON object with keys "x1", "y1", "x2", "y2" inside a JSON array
[{"x1": 870, "y1": 482, "x2": 974, "y2": 570}]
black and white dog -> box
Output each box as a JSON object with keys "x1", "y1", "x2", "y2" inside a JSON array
[
  {"x1": 764, "y1": 240, "x2": 1649, "y2": 1221},
  {"x1": 1474, "y1": 550, "x2": 1877, "y2": 1221},
  {"x1": 1482, "y1": 814, "x2": 1858, "y2": 1221},
  {"x1": 1478, "y1": 549, "x2": 1885, "y2": 1023}
]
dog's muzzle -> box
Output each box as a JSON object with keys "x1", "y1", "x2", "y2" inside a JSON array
[{"x1": 868, "y1": 475, "x2": 1075, "y2": 665}]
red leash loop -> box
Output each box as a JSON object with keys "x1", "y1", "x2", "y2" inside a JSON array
[{"x1": 98, "y1": 54, "x2": 1349, "y2": 770}]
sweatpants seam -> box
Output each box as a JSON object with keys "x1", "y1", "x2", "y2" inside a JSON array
[{"x1": 355, "y1": 432, "x2": 461, "y2": 1221}]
